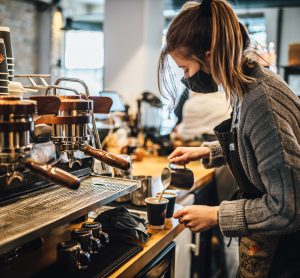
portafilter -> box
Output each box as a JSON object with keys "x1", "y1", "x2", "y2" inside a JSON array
[
  {"x1": 0, "y1": 96, "x2": 80, "y2": 189},
  {"x1": 34, "y1": 83, "x2": 130, "y2": 171}
]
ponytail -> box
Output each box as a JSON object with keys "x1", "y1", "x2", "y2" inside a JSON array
[
  {"x1": 158, "y1": 0, "x2": 254, "y2": 105},
  {"x1": 210, "y1": 0, "x2": 253, "y2": 100}
]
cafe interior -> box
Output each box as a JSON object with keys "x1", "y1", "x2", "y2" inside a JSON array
[{"x1": 0, "y1": 0, "x2": 300, "y2": 277}]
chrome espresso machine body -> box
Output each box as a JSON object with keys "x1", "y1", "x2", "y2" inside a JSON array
[
  {"x1": 0, "y1": 77, "x2": 130, "y2": 201},
  {"x1": 0, "y1": 97, "x2": 35, "y2": 180},
  {"x1": 34, "y1": 77, "x2": 130, "y2": 172},
  {"x1": 0, "y1": 96, "x2": 80, "y2": 199}
]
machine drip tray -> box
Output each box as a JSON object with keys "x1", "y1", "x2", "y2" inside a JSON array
[
  {"x1": 36, "y1": 241, "x2": 143, "y2": 278},
  {"x1": 0, "y1": 176, "x2": 140, "y2": 254}
]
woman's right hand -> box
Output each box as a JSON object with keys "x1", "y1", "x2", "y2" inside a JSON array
[{"x1": 168, "y1": 146, "x2": 210, "y2": 165}]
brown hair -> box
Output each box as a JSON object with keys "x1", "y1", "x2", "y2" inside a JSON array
[{"x1": 158, "y1": 0, "x2": 254, "y2": 106}]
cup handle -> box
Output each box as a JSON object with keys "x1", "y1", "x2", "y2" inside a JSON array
[
  {"x1": 99, "y1": 231, "x2": 110, "y2": 245},
  {"x1": 91, "y1": 237, "x2": 102, "y2": 253},
  {"x1": 78, "y1": 250, "x2": 91, "y2": 270}
]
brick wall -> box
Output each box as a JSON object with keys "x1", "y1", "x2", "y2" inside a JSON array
[{"x1": 0, "y1": 0, "x2": 38, "y2": 74}]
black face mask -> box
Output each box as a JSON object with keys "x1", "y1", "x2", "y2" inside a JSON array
[{"x1": 181, "y1": 70, "x2": 218, "y2": 93}]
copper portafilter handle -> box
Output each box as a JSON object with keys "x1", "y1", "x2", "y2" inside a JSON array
[
  {"x1": 81, "y1": 144, "x2": 131, "y2": 171},
  {"x1": 24, "y1": 158, "x2": 80, "y2": 190}
]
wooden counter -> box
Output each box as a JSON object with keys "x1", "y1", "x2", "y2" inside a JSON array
[
  {"x1": 109, "y1": 156, "x2": 215, "y2": 277},
  {"x1": 109, "y1": 204, "x2": 184, "y2": 278}
]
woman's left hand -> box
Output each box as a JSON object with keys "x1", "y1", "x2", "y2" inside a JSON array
[{"x1": 173, "y1": 205, "x2": 219, "y2": 232}]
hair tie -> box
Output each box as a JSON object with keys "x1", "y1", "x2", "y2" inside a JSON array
[{"x1": 200, "y1": 0, "x2": 212, "y2": 16}]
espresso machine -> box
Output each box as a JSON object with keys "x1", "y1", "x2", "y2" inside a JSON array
[
  {"x1": 0, "y1": 77, "x2": 135, "y2": 204},
  {"x1": 0, "y1": 79, "x2": 141, "y2": 277},
  {"x1": 0, "y1": 95, "x2": 80, "y2": 199},
  {"x1": 0, "y1": 25, "x2": 141, "y2": 276},
  {"x1": 33, "y1": 77, "x2": 129, "y2": 173}
]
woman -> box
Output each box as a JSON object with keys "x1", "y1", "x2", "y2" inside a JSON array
[{"x1": 158, "y1": 0, "x2": 300, "y2": 277}]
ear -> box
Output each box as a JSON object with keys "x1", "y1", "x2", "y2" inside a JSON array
[
  {"x1": 203, "y1": 51, "x2": 211, "y2": 72},
  {"x1": 204, "y1": 51, "x2": 210, "y2": 62}
]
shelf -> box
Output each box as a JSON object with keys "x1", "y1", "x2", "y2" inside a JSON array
[{"x1": 0, "y1": 175, "x2": 140, "y2": 254}]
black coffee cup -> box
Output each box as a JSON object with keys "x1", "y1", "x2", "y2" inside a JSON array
[
  {"x1": 0, "y1": 27, "x2": 13, "y2": 58},
  {"x1": 82, "y1": 222, "x2": 102, "y2": 236},
  {"x1": 57, "y1": 241, "x2": 91, "y2": 272},
  {"x1": 161, "y1": 164, "x2": 194, "y2": 190},
  {"x1": 71, "y1": 228, "x2": 102, "y2": 254},
  {"x1": 156, "y1": 191, "x2": 177, "y2": 219},
  {"x1": 81, "y1": 222, "x2": 110, "y2": 246},
  {"x1": 145, "y1": 197, "x2": 169, "y2": 229}
]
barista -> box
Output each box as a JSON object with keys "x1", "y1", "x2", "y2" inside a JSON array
[{"x1": 158, "y1": 0, "x2": 300, "y2": 277}]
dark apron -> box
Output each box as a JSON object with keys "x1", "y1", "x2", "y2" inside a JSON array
[{"x1": 214, "y1": 118, "x2": 300, "y2": 278}]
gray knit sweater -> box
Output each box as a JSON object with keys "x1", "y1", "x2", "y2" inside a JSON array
[{"x1": 202, "y1": 64, "x2": 300, "y2": 237}]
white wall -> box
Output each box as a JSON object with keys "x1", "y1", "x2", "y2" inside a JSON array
[
  {"x1": 264, "y1": 8, "x2": 279, "y2": 47},
  {"x1": 143, "y1": 0, "x2": 164, "y2": 93},
  {"x1": 104, "y1": 0, "x2": 164, "y2": 112},
  {"x1": 103, "y1": 0, "x2": 144, "y2": 107}
]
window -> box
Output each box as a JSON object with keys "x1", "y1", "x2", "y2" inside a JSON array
[
  {"x1": 62, "y1": 30, "x2": 104, "y2": 95},
  {"x1": 64, "y1": 30, "x2": 103, "y2": 69},
  {"x1": 240, "y1": 14, "x2": 267, "y2": 47}
]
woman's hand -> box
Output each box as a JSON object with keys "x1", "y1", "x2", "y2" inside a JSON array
[
  {"x1": 168, "y1": 147, "x2": 210, "y2": 165},
  {"x1": 173, "y1": 205, "x2": 219, "y2": 233}
]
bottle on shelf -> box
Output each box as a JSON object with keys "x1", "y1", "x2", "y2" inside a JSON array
[
  {"x1": 268, "y1": 42, "x2": 277, "y2": 73},
  {"x1": 127, "y1": 116, "x2": 138, "y2": 155},
  {"x1": 116, "y1": 104, "x2": 130, "y2": 151}
]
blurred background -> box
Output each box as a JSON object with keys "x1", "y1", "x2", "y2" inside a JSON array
[{"x1": 0, "y1": 0, "x2": 300, "y2": 136}]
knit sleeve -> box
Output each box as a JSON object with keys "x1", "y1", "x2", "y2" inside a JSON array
[
  {"x1": 219, "y1": 83, "x2": 300, "y2": 237},
  {"x1": 201, "y1": 141, "x2": 226, "y2": 168}
]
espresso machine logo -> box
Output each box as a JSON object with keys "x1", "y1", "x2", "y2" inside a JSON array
[{"x1": 0, "y1": 53, "x2": 5, "y2": 64}]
